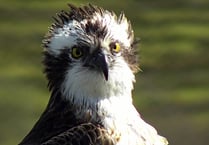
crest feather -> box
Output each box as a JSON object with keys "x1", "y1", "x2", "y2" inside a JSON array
[{"x1": 42, "y1": 3, "x2": 139, "y2": 73}]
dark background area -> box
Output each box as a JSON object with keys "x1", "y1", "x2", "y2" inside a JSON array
[{"x1": 0, "y1": 0, "x2": 209, "y2": 145}]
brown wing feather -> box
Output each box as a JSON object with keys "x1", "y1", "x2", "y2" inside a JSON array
[{"x1": 41, "y1": 123, "x2": 115, "y2": 145}]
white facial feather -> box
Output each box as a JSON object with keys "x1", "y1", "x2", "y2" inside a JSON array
[{"x1": 48, "y1": 20, "x2": 81, "y2": 55}]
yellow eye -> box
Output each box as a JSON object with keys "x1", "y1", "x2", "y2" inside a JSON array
[
  {"x1": 111, "y1": 42, "x2": 121, "y2": 54},
  {"x1": 71, "y1": 47, "x2": 83, "y2": 59}
]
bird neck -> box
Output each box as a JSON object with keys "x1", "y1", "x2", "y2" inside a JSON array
[
  {"x1": 60, "y1": 72, "x2": 136, "y2": 135},
  {"x1": 62, "y1": 76, "x2": 134, "y2": 119},
  {"x1": 58, "y1": 61, "x2": 137, "y2": 133}
]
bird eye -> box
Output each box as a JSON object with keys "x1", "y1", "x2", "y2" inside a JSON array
[
  {"x1": 110, "y1": 42, "x2": 121, "y2": 54},
  {"x1": 71, "y1": 47, "x2": 83, "y2": 59}
]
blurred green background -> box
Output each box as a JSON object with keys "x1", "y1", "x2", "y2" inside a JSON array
[{"x1": 0, "y1": 0, "x2": 209, "y2": 145}]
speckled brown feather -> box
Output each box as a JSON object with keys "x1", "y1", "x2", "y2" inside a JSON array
[{"x1": 41, "y1": 123, "x2": 115, "y2": 145}]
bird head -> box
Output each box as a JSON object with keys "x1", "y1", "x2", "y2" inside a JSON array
[{"x1": 43, "y1": 4, "x2": 139, "y2": 102}]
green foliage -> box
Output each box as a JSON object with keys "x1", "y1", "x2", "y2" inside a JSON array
[{"x1": 0, "y1": 0, "x2": 208, "y2": 145}]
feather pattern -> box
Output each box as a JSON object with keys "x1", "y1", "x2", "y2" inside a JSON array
[{"x1": 41, "y1": 123, "x2": 115, "y2": 145}]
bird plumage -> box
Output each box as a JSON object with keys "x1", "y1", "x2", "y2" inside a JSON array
[
  {"x1": 19, "y1": 4, "x2": 168, "y2": 145},
  {"x1": 42, "y1": 123, "x2": 115, "y2": 145}
]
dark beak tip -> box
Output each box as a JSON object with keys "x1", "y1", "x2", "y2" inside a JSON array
[{"x1": 103, "y1": 70, "x2": 108, "y2": 81}]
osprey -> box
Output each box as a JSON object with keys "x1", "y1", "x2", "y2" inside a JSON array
[{"x1": 19, "y1": 4, "x2": 168, "y2": 145}]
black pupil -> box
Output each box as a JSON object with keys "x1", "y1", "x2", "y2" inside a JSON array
[
  {"x1": 109, "y1": 42, "x2": 116, "y2": 50},
  {"x1": 76, "y1": 49, "x2": 81, "y2": 56}
]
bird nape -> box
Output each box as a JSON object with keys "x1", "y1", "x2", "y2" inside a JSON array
[{"x1": 19, "y1": 3, "x2": 168, "y2": 145}]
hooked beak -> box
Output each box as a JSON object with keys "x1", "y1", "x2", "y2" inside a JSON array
[{"x1": 84, "y1": 50, "x2": 109, "y2": 81}]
